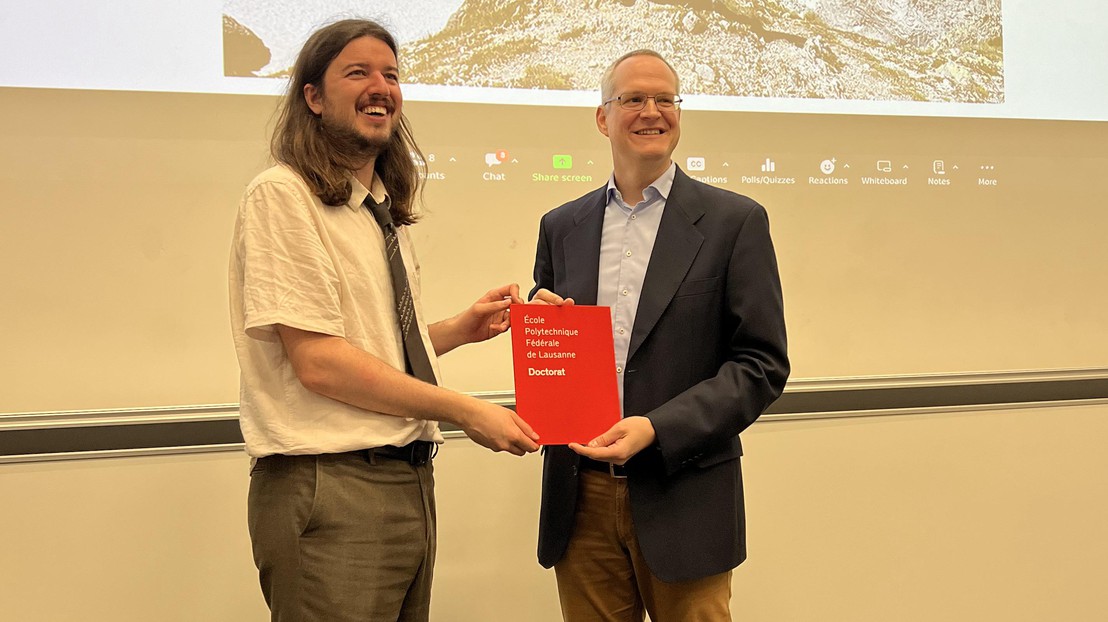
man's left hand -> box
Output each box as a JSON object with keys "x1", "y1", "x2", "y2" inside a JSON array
[
  {"x1": 570, "y1": 416, "x2": 656, "y2": 466},
  {"x1": 431, "y1": 283, "x2": 524, "y2": 355},
  {"x1": 462, "y1": 283, "x2": 524, "y2": 342}
]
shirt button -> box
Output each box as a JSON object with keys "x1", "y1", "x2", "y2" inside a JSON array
[
  {"x1": 616, "y1": 366, "x2": 623, "y2": 373},
  {"x1": 622, "y1": 289, "x2": 629, "y2": 296},
  {"x1": 618, "y1": 328, "x2": 626, "y2": 335},
  {"x1": 625, "y1": 250, "x2": 632, "y2": 257},
  {"x1": 631, "y1": 215, "x2": 637, "y2": 220}
]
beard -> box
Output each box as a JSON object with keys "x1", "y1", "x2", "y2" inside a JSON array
[{"x1": 319, "y1": 114, "x2": 396, "y2": 164}]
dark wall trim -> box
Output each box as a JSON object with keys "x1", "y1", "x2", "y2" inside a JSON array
[
  {"x1": 3, "y1": 370, "x2": 1106, "y2": 463},
  {"x1": 766, "y1": 376, "x2": 1108, "y2": 415},
  {"x1": 0, "y1": 420, "x2": 244, "y2": 458}
]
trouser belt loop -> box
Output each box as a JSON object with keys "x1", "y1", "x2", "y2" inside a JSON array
[
  {"x1": 367, "y1": 441, "x2": 435, "y2": 466},
  {"x1": 410, "y1": 440, "x2": 433, "y2": 465}
]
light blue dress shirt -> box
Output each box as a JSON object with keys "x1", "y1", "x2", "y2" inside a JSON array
[{"x1": 597, "y1": 162, "x2": 676, "y2": 415}]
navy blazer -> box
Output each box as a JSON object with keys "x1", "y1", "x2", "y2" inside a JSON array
[{"x1": 530, "y1": 166, "x2": 790, "y2": 582}]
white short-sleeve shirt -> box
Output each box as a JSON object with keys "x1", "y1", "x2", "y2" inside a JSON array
[{"x1": 229, "y1": 164, "x2": 442, "y2": 457}]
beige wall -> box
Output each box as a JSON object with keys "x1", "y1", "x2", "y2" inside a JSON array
[
  {"x1": 2, "y1": 402, "x2": 1106, "y2": 621},
  {"x1": 2, "y1": 60, "x2": 1106, "y2": 620},
  {"x1": 2, "y1": 88, "x2": 1107, "y2": 413}
]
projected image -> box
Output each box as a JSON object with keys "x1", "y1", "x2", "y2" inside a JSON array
[{"x1": 223, "y1": 0, "x2": 1004, "y2": 104}]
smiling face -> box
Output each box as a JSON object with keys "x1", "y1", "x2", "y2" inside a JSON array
[
  {"x1": 303, "y1": 35, "x2": 403, "y2": 152},
  {"x1": 596, "y1": 54, "x2": 682, "y2": 180}
]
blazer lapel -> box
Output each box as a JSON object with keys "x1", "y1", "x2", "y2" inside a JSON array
[
  {"x1": 562, "y1": 188, "x2": 607, "y2": 305},
  {"x1": 627, "y1": 170, "x2": 704, "y2": 362}
]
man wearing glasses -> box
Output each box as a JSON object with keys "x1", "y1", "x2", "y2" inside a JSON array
[{"x1": 529, "y1": 50, "x2": 789, "y2": 620}]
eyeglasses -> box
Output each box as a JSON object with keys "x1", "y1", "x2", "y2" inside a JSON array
[{"x1": 602, "y1": 93, "x2": 683, "y2": 111}]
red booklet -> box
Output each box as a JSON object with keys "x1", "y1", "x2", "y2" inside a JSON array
[{"x1": 510, "y1": 304, "x2": 621, "y2": 445}]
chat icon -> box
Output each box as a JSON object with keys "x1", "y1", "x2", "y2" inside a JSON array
[{"x1": 485, "y1": 150, "x2": 509, "y2": 166}]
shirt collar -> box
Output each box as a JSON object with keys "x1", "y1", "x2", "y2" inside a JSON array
[
  {"x1": 347, "y1": 173, "x2": 390, "y2": 212},
  {"x1": 605, "y1": 161, "x2": 677, "y2": 206}
]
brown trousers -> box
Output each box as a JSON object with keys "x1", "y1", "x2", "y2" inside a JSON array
[
  {"x1": 247, "y1": 452, "x2": 436, "y2": 622},
  {"x1": 554, "y1": 470, "x2": 733, "y2": 622}
]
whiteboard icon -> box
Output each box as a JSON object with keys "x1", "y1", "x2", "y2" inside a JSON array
[
  {"x1": 877, "y1": 160, "x2": 892, "y2": 172},
  {"x1": 819, "y1": 159, "x2": 835, "y2": 174},
  {"x1": 686, "y1": 156, "x2": 706, "y2": 171}
]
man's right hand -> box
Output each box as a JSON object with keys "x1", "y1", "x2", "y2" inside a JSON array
[
  {"x1": 460, "y1": 400, "x2": 540, "y2": 456},
  {"x1": 528, "y1": 288, "x2": 575, "y2": 306}
]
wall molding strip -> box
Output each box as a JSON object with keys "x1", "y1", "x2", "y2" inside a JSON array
[{"x1": 3, "y1": 368, "x2": 1106, "y2": 463}]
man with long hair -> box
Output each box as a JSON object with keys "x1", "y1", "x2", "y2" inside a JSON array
[{"x1": 229, "y1": 19, "x2": 539, "y2": 621}]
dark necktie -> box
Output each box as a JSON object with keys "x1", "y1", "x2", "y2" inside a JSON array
[{"x1": 364, "y1": 196, "x2": 438, "y2": 385}]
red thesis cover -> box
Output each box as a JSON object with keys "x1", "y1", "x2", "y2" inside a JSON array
[{"x1": 510, "y1": 304, "x2": 620, "y2": 445}]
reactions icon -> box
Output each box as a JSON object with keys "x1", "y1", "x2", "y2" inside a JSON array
[{"x1": 820, "y1": 159, "x2": 835, "y2": 174}]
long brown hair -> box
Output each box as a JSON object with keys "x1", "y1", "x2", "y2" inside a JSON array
[{"x1": 271, "y1": 19, "x2": 426, "y2": 225}]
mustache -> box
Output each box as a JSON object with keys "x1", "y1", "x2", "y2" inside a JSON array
[{"x1": 359, "y1": 94, "x2": 395, "y2": 111}]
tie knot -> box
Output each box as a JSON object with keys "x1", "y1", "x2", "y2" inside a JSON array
[{"x1": 364, "y1": 195, "x2": 393, "y2": 229}]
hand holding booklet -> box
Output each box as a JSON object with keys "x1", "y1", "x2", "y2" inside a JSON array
[{"x1": 510, "y1": 304, "x2": 620, "y2": 445}]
